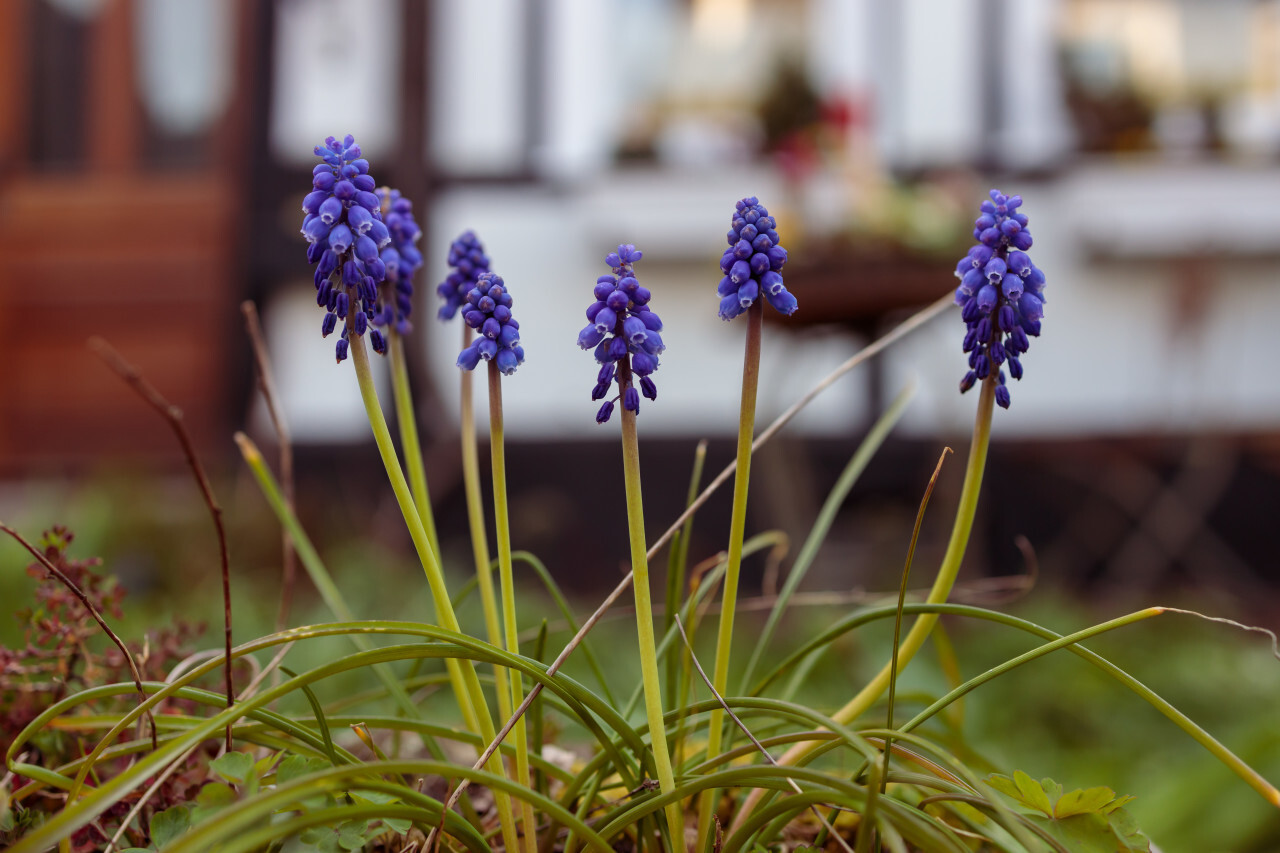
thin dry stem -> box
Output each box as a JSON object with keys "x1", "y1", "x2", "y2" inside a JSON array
[
  {"x1": 0, "y1": 523, "x2": 157, "y2": 750},
  {"x1": 240, "y1": 301, "x2": 297, "y2": 632},
  {"x1": 89, "y1": 336, "x2": 234, "y2": 752},
  {"x1": 674, "y1": 614, "x2": 854, "y2": 853}
]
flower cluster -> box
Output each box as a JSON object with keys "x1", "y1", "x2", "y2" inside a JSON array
[
  {"x1": 301, "y1": 135, "x2": 392, "y2": 362},
  {"x1": 374, "y1": 188, "x2": 423, "y2": 336},
  {"x1": 577, "y1": 245, "x2": 665, "y2": 423},
  {"x1": 437, "y1": 231, "x2": 492, "y2": 321},
  {"x1": 953, "y1": 189, "x2": 1046, "y2": 409},
  {"x1": 717, "y1": 196, "x2": 797, "y2": 320},
  {"x1": 457, "y1": 272, "x2": 525, "y2": 375}
]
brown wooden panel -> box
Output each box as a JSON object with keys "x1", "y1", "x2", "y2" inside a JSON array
[{"x1": 0, "y1": 175, "x2": 238, "y2": 470}]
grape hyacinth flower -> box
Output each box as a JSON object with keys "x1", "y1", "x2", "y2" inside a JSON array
[
  {"x1": 301, "y1": 135, "x2": 392, "y2": 362},
  {"x1": 457, "y1": 273, "x2": 525, "y2": 375},
  {"x1": 437, "y1": 231, "x2": 492, "y2": 321},
  {"x1": 374, "y1": 187, "x2": 423, "y2": 336},
  {"x1": 953, "y1": 189, "x2": 1046, "y2": 409},
  {"x1": 717, "y1": 196, "x2": 797, "y2": 320},
  {"x1": 577, "y1": 244, "x2": 665, "y2": 423}
]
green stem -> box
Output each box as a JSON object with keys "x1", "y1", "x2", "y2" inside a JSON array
[
  {"x1": 696, "y1": 299, "x2": 762, "y2": 852},
  {"x1": 461, "y1": 325, "x2": 515, "y2": 724},
  {"x1": 388, "y1": 330, "x2": 440, "y2": 563},
  {"x1": 489, "y1": 363, "x2": 540, "y2": 853},
  {"x1": 619, "y1": 366, "x2": 684, "y2": 849},
  {"x1": 733, "y1": 375, "x2": 997, "y2": 835},
  {"x1": 348, "y1": 336, "x2": 522, "y2": 853}
]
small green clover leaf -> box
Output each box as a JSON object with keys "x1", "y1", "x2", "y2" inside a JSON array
[
  {"x1": 209, "y1": 751, "x2": 254, "y2": 785},
  {"x1": 984, "y1": 772, "x2": 1150, "y2": 852},
  {"x1": 118, "y1": 804, "x2": 193, "y2": 852}
]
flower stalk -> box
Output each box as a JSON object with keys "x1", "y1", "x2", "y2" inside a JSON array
[
  {"x1": 387, "y1": 330, "x2": 440, "y2": 562},
  {"x1": 618, "y1": 360, "x2": 684, "y2": 849},
  {"x1": 348, "y1": 334, "x2": 522, "y2": 853},
  {"x1": 695, "y1": 298, "x2": 762, "y2": 850},
  {"x1": 461, "y1": 324, "x2": 515, "y2": 724},
  {"x1": 732, "y1": 375, "x2": 997, "y2": 834},
  {"x1": 488, "y1": 360, "x2": 539, "y2": 853}
]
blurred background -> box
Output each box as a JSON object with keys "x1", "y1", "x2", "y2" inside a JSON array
[{"x1": 2, "y1": 0, "x2": 1280, "y2": 849}]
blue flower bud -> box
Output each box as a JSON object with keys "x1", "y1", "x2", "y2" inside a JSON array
[
  {"x1": 719, "y1": 293, "x2": 746, "y2": 320},
  {"x1": 594, "y1": 306, "x2": 618, "y2": 334},
  {"x1": 591, "y1": 381, "x2": 610, "y2": 400},
  {"x1": 1001, "y1": 275, "x2": 1023, "y2": 301},
  {"x1": 329, "y1": 223, "x2": 353, "y2": 254},
  {"x1": 303, "y1": 190, "x2": 328, "y2": 214},
  {"x1": 478, "y1": 338, "x2": 498, "y2": 361},
  {"x1": 318, "y1": 196, "x2": 344, "y2": 225},
  {"x1": 640, "y1": 376, "x2": 657, "y2": 400},
  {"x1": 632, "y1": 351, "x2": 657, "y2": 375},
  {"x1": 606, "y1": 290, "x2": 629, "y2": 311},
  {"x1": 623, "y1": 316, "x2": 647, "y2": 345},
  {"x1": 995, "y1": 385, "x2": 1011, "y2": 408},
  {"x1": 335, "y1": 337, "x2": 349, "y2": 362},
  {"x1": 960, "y1": 268, "x2": 985, "y2": 294},
  {"x1": 624, "y1": 387, "x2": 640, "y2": 413},
  {"x1": 457, "y1": 343, "x2": 482, "y2": 370},
  {"x1": 321, "y1": 312, "x2": 337, "y2": 336},
  {"x1": 638, "y1": 310, "x2": 662, "y2": 332},
  {"x1": 765, "y1": 287, "x2": 798, "y2": 315},
  {"x1": 641, "y1": 330, "x2": 664, "y2": 355},
  {"x1": 578, "y1": 325, "x2": 605, "y2": 349},
  {"x1": 496, "y1": 348, "x2": 519, "y2": 375},
  {"x1": 596, "y1": 400, "x2": 615, "y2": 424},
  {"x1": 1019, "y1": 292, "x2": 1044, "y2": 322},
  {"x1": 998, "y1": 304, "x2": 1017, "y2": 332},
  {"x1": 976, "y1": 284, "x2": 998, "y2": 313}
]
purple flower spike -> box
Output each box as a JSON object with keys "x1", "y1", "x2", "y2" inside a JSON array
[
  {"x1": 437, "y1": 230, "x2": 492, "y2": 321},
  {"x1": 581, "y1": 244, "x2": 663, "y2": 423},
  {"x1": 953, "y1": 189, "x2": 1045, "y2": 407},
  {"x1": 302, "y1": 135, "x2": 390, "y2": 360},
  {"x1": 370, "y1": 187, "x2": 422, "y2": 335},
  {"x1": 718, "y1": 197, "x2": 797, "y2": 319},
  {"x1": 456, "y1": 272, "x2": 524, "y2": 376}
]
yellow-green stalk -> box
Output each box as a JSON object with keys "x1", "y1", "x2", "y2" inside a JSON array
[
  {"x1": 461, "y1": 324, "x2": 515, "y2": 724},
  {"x1": 387, "y1": 330, "x2": 440, "y2": 562},
  {"x1": 348, "y1": 336, "x2": 521, "y2": 853},
  {"x1": 732, "y1": 376, "x2": 997, "y2": 833},
  {"x1": 618, "y1": 363, "x2": 685, "y2": 849},
  {"x1": 695, "y1": 299, "x2": 763, "y2": 851},
  {"x1": 488, "y1": 361, "x2": 539, "y2": 853}
]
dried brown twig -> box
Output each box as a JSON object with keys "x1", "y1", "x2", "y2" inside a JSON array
[
  {"x1": 88, "y1": 336, "x2": 234, "y2": 752},
  {"x1": 0, "y1": 523, "x2": 158, "y2": 750},
  {"x1": 240, "y1": 301, "x2": 297, "y2": 631}
]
